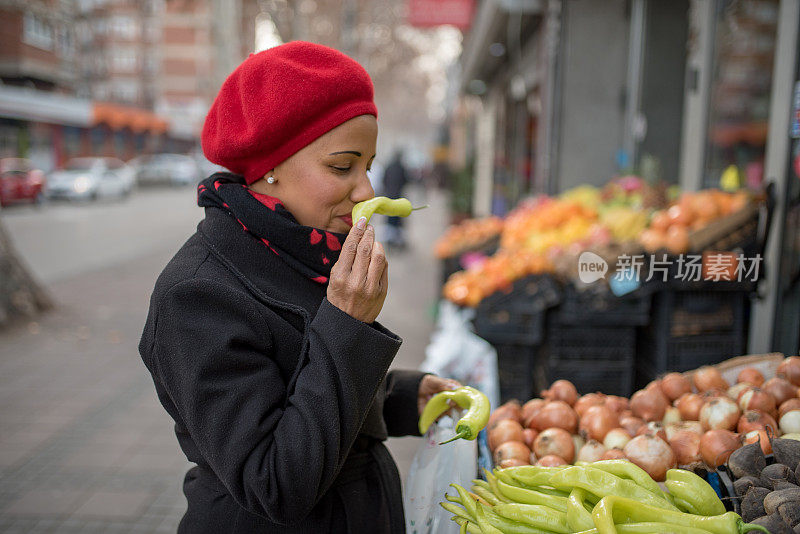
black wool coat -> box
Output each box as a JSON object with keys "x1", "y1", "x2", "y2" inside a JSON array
[{"x1": 138, "y1": 205, "x2": 426, "y2": 533}]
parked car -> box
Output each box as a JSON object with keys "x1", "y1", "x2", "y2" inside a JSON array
[
  {"x1": 46, "y1": 157, "x2": 134, "y2": 201},
  {"x1": 130, "y1": 153, "x2": 201, "y2": 186},
  {"x1": 0, "y1": 158, "x2": 45, "y2": 207}
]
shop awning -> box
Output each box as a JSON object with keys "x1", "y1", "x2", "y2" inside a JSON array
[
  {"x1": 91, "y1": 103, "x2": 169, "y2": 134},
  {"x1": 0, "y1": 86, "x2": 91, "y2": 126}
]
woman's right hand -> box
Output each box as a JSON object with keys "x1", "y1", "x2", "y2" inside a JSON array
[{"x1": 327, "y1": 217, "x2": 388, "y2": 324}]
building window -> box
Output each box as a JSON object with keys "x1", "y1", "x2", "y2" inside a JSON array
[
  {"x1": 110, "y1": 15, "x2": 138, "y2": 40},
  {"x1": 23, "y1": 12, "x2": 54, "y2": 50},
  {"x1": 112, "y1": 48, "x2": 138, "y2": 72}
]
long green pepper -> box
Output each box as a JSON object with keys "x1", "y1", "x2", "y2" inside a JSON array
[
  {"x1": 351, "y1": 197, "x2": 415, "y2": 224},
  {"x1": 418, "y1": 386, "x2": 490, "y2": 444},
  {"x1": 665, "y1": 469, "x2": 727, "y2": 516},
  {"x1": 591, "y1": 495, "x2": 769, "y2": 534},
  {"x1": 495, "y1": 480, "x2": 568, "y2": 512},
  {"x1": 567, "y1": 488, "x2": 595, "y2": 532},
  {"x1": 549, "y1": 466, "x2": 678, "y2": 511},
  {"x1": 590, "y1": 460, "x2": 666, "y2": 498},
  {"x1": 574, "y1": 522, "x2": 716, "y2": 534},
  {"x1": 493, "y1": 503, "x2": 571, "y2": 534}
]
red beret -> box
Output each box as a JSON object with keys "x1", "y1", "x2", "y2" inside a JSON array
[{"x1": 201, "y1": 41, "x2": 378, "y2": 184}]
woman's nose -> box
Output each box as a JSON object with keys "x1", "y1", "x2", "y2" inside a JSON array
[{"x1": 351, "y1": 171, "x2": 374, "y2": 202}]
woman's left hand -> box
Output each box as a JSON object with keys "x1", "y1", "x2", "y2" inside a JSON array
[{"x1": 417, "y1": 374, "x2": 462, "y2": 416}]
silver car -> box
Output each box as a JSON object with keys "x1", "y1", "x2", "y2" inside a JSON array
[
  {"x1": 46, "y1": 157, "x2": 135, "y2": 201},
  {"x1": 130, "y1": 154, "x2": 201, "y2": 186}
]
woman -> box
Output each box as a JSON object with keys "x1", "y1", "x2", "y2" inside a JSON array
[{"x1": 138, "y1": 41, "x2": 458, "y2": 533}]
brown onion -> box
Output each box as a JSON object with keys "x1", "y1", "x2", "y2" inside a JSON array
[
  {"x1": 693, "y1": 366, "x2": 729, "y2": 392},
  {"x1": 727, "y1": 383, "x2": 753, "y2": 401},
  {"x1": 739, "y1": 388, "x2": 778, "y2": 418},
  {"x1": 618, "y1": 409, "x2": 634, "y2": 420},
  {"x1": 521, "y1": 399, "x2": 546, "y2": 427},
  {"x1": 637, "y1": 422, "x2": 667, "y2": 442},
  {"x1": 737, "y1": 410, "x2": 778, "y2": 435},
  {"x1": 522, "y1": 428, "x2": 538, "y2": 449},
  {"x1": 619, "y1": 416, "x2": 645, "y2": 437},
  {"x1": 499, "y1": 458, "x2": 529, "y2": 468},
  {"x1": 534, "y1": 427, "x2": 575, "y2": 463},
  {"x1": 488, "y1": 401, "x2": 522, "y2": 430},
  {"x1": 645, "y1": 380, "x2": 663, "y2": 393},
  {"x1": 601, "y1": 448, "x2": 627, "y2": 460},
  {"x1": 603, "y1": 428, "x2": 632, "y2": 450},
  {"x1": 763, "y1": 377, "x2": 799, "y2": 406},
  {"x1": 665, "y1": 421, "x2": 704, "y2": 442},
  {"x1": 675, "y1": 393, "x2": 705, "y2": 421},
  {"x1": 529, "y1": 401, "x2": 578, "y2": 433},
  {"x1": 661, "y1": 373, "x2": 692, "y2": 402},
  {"x1": 777, "y1": 356, "x2": 800, "y2": 387},
  {"x1": 669, "y1": 429, "x2": 702, "y2": 465},
  {"x1": 699, "y1": 429, "x2": 741, "y2": 468},
  {"x1": 493, "y1": 440, "x2": 531, "y2": 465},
  {"x1": 631, "y1": 389, "x2": 669, "y2": 422},
  {"x1": 579, "y1": 405, "x2": 619, "y2": 442},
  {"x1": 623, "y1": 435, "x2": 676, "y2": 481},
  {"x1": 779, "y1": 398, "x2": 800, "y2": 418},
  {"x1": 536, "y1": 454, "x2": 567, "y2": 467},
  {"x1": 700, "y1": 397, "x2": 740, "y2": 431},
  {"x1": 574, "y1": 393, "x2": 606, "y2": 418},
  {"x1": 488, "y1": 419, "x2": 524, "y2": 451},
  {"x1": 744, "y1": 429, "x2": 772, "y2": 454},
  {"x1": 541, "y1": 380, "x2": 579, "y2": 406},
  {"x1": 737, "y1": 367, "x2": 765, "y2": 387},
  {"x1": 735, "y1": 385, "x2": 756, "y2": 402},
  {"x1": 572, "y1": 433, "x2": 585, "y2": 454},
  {"x1": 576, "y1": 440, "x2": 607, "y2": 463},
  {"x1": 780, "y1": 410, "x2": 800, "y2": 434},
  {"x1": 604, "y1": 396, "x2": 630, "y2": 414},
  {"x1": 663, "y1": 407, "x2": 682, "y2": 425}
]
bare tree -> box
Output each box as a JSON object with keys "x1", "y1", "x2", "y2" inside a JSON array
[{"x1": 0, "y1": 218, "x2": 52, "y2": 326}]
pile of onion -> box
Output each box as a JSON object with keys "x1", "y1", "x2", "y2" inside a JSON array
[
  {"x1": 693, "y1": 366, "x2": 729, "y2": 392},
  {"x1": 630, "y1": 388, "x2": 669, "y2": 422},
  {"x1": 623, "y1": 435, "x2": 676, "y2": 481},
  {"x1": 579, "y1": 405, "x2": 618, "y2": 442},
  {"x1": 541, "y1": 380, "x2": 579, "y2": 406},
  {"x1": 777, "y1": 356, "x2": 800, "y2": 387},
  {"x1": 660, "y1": 373, "x2": 692, "y2": 402},
  {"x1": 529, "y1": 400, "x2": 578, "y2": 434}
]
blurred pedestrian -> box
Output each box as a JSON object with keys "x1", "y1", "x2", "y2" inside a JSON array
[
  {"x1": 138, "y1": 42, "x2": 459, "y2": 534},
  {"x1": 381, "y1": 150, "x2": 410, "y2": 249}
]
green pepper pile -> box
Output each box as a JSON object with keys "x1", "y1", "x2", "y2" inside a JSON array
[{"x1": 440, "y1": 461, "x2": 770, "y2": 534}]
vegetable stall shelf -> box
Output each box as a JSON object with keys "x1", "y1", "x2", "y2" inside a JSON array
[{"x1": 473, "y1": 275, "x2": 561, "y2": 402}]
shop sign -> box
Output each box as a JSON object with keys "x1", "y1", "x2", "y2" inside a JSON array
[{"x1": 407, "y1": 0, "x2": 475, "y2": 30}]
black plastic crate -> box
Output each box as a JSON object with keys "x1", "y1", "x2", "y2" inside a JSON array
[
  {"x1": 495, "y1": 343, "x2": 538, "y2": 403},
  {"x1": 547, "y1": 322, "x2": 637, "y2": 362},
  {"x1": 557, "y1": 283, "x2": 651, "y2": 327},
  {"x1": 473, "y1": 275, "x2": 560, "y2": 345},
  {"x1": 536, "y1": 360, "x2": 634, "y2": 397},
  {"x1": 637, "y1": 288, "x2": 749, "y2": 382}
]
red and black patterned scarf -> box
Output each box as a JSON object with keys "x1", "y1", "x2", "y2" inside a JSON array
[{"x1": 198, "y1": 173, "x2": 347, "y2": 284}]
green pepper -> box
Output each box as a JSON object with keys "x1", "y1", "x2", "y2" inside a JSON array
[
  {"x1": 591, "y1": 495, "x2": 770, "y2": 534},
  {"x1": 567, "y1": 488, "x2": 595, "y2": 531},
  {"x1": 440, "y1": 500, "x2": 473, "y2": 523},
  {"x1": 474, "y1": 502, "x2": 504, "y2": 534},
  {"x1": 591, "y1": 459, "x2": 665, "y2": 498},
  {"x1": 550, "y1": 466, "x2": 678, "y2": 511},
  {"x1": 492, "y1": 503, "x2": 571, "y2": 534},
  {"x1": 451, "y1": 484, "x2": 479, "y2": 520},
  {"x1": 478, "y1": 503, "x2": 555, "y2": 534},
  {"x1": 472, "y1": 484, "x2": 501, "y2": 506},
  {"x1": 666, "y1": 469, "x2": 727, "y2": 516},
  {"x1": 495, "y1": 479, "x2": 568, "y2": 512},
  {"x1": 452, "y1": 517, "x2": 482, "y2": 534},
  {"x1": 351, "y1": 196, "x2": 414, "y2": 224},
  {"x1": 418, "y1": 386, "x2": 490, "y2": 444},
  {"x1": 674, "y1": 496, "x2": 702, "y2": 515},
  {"x1": 484, "y1": 469, "x2": 512, "y2": 503},
  {"x1": 574, "y1": 522, "x2": 716, "y2": 534}
]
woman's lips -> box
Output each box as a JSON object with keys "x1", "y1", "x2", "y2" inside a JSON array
[{"x1": 339, "y1": 215, "x2": 353, "y2": 226}]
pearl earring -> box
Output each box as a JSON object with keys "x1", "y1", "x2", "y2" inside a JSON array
[{"x1": 267, "y1": 176, "x2": 275, "y2": 184}]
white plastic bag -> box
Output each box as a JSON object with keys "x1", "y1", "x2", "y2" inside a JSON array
[
  {"x1": 420, "y1": 300, "x2": 500, "y2": 409},
  {"x1": 403, "y1": 415, "x2": 477, "y2": 533}
]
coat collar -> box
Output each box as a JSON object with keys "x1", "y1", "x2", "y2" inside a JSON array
[{"x1": 198, "y1": 206, "x2": 328, "y2": 319}]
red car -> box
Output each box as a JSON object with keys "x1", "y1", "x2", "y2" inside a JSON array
[{"x1": 0, "y1": 158, "x2": 45, "y2": 207}]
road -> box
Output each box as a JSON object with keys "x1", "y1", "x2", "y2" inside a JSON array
[{"x1": 0, "y1": 185, "x2": 446, "y2": 532}]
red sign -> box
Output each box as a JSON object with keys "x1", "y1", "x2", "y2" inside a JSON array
[{"x1": 407, "y1": 0, "x2": 475, "y2": 31}]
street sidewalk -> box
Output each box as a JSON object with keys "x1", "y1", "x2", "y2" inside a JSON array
[{"x1": 0, "y1": 185, "x2": 447, "y2": 533}]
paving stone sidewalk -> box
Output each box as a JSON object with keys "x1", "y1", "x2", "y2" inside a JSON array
[{"x1": 0, "y1": 186, "x2": 446, "y2": 533}]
